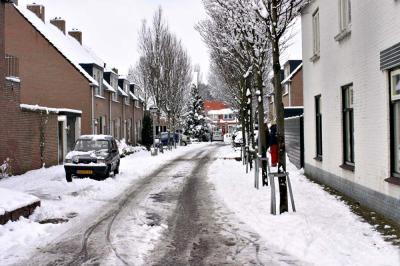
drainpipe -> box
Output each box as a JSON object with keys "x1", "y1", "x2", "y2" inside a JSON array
[
  {"x1": 91, "y1": 84, "x2": 95, "y2": 134},
  {"x1": 109, "y1": 91, "x2": 112, "y2": 135}
]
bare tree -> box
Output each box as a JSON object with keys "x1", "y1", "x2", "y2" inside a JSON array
[
  {"x1": 134, "y1": 6, "x2": 192, "y2": 138},
  {"x1": 251, "y1": 0, "x2": 307, "y2": 213}
]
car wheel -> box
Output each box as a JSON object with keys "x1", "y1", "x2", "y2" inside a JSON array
[
  {"x1": 114, "y1": 160, "x2": 120, "y2": 175},
  {"x1": 66, "y1": 173, "x2": 72, "y2": 182},
  {"x1": 103, "y1": 166, "x2": 111, "y2": 180}
]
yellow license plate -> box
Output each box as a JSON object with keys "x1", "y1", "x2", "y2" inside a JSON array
[{"x1": 77, "y1": 170, "x2": 93, "y2": 175}]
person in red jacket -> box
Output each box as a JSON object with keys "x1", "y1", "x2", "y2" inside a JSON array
[{"x1": 269, "y1": 124, "x2": 278, "y2": 167}]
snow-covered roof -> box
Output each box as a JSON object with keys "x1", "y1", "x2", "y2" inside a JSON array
[
  {"x1": 102, "y1": 79, "x2": 116, "y2": 93},
  {"x1": 20, "y1": 104, "x2": 82, "y2": 114},
  {"x1": 138, "y1": 95, "x2": 145, "y2": 102},
  {"x1": 129, "y1": 91, "x2": 138, "y2": 101},
  {"x1": 118, "y1": 86, "x2": 128, "y2": 97},
  {"x1": 208, "y1": 108, "x2": 235, "y2": 115},
  {"x1": 13, "y1": 4, "x2": 101, "y2": 86},
  {"x1": 281, "y1": 63, "x2": 303, "y2": 84}
]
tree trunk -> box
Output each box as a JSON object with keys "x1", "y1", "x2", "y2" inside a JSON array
[
  {"x1": 256, "y1": 72, "x2": 268, "y2": 185},
  {"x1": 272, "y1": 39, "x2": 288, "y2": 214}
]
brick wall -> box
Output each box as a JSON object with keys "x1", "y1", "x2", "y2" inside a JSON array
[
  {"x1": 0, "y1": 2, "x2": 5, "y2": 87},
  {"x1": 134, "y1": 101, "x2": 144, "y2": 143},
  {"x1": 290, "y1": 68, "x2": 303, "y2": 106},
  {"x1": 0, "y1": 79, "x2": 58, "y2": 174}
]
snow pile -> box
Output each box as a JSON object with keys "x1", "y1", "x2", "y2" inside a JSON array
[
  {"x1": 0, "y1": 188, "x2": 39, "y2": 215},
  {"x1": 117, "y1": 139, "x2": 146, "y2": 156},
  {"x1": 208, "y1": 146, "x2": 400, "y2": 266}
]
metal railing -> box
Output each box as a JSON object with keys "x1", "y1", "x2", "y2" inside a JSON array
[{"x1": 5, "y1": 54, "x2": 19, "y2": 77}]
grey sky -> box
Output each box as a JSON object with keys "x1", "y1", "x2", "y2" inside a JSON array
[{"x1": 18, "y1": 0, "x2": 302, "y2": 82}]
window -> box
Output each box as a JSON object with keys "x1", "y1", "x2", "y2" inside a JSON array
[
  {"x1": 312, "y1": 9, "x2": 320, "y2": 56},
  {"x1": 342, "y1": 84, "x2": 354, "y2": 166},
  {"x1": 98, "y1": 116, "x2": 106, "y2": 134},
  {"x1": 124, "y1": 84, "x2": 130, "y2": 105},
  {"x1": 111, "y1": 78, "x2": 118, "y2": 101},
  {"x1": 127, "y1": 119, "x2": 132, "y2": 142},
  {"x1": 110, "y1": 120, "x2": 114, "y2": 137},
  {"x1": 135, "y1": 99, "x2": 139, "y2": 108},
  {"x1": 339, "y1": 0, "x2": 351, "y2": 32},
  {"x1": 283, "y1": 83, "x2": 290, "y2": 95},
  {"x1": 93, "y1": 68, "x2": 103, "y2": 97},
  {"x1": 315, "y1": 95, "x2": 323, "y2": 159},
  {"x1": 390, "y1": 69, "x2": 400, "y2": 178}
]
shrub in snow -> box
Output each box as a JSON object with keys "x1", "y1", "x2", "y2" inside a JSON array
[
  {"x1": 0, "y1": 158, "x2": 12, "y2": 178},
  {"x1": 141, "y1": 113, "x2": 153, "y2": 150}
]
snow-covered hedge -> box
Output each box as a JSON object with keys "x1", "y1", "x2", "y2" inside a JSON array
[{"x1": 116, "y1": 139, "x2": 146, "y2": 157}]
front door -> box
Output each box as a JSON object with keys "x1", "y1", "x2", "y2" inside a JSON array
[{"x1": 58, "y1": 121, "x2": 64, "y2": 164}]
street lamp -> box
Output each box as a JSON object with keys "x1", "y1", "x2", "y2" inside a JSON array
[{"x1": 149, "y1": 106, "x2": 158, "y2": 156}]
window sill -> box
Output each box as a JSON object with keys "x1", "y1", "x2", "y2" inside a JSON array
[
  {"x1": 340, "y1": 163, "x2": 355, "y2": 172},
  {"x1": 283, "y1": 92, "x2": 289, "y2": 97},
  {"x1": 384, "y1": 177, "x2": 400, "y2": 186},
  {"x1": 314, "y1": 156, "x2": 323, "y2": 162},
  {"x1": 95, "y1": 95, "x2": 106, "y2": 100},
  {"x1": 334, "y1": 28, "x2": 351, "y2": 42},
  {"x1": 310, "y1": 53, "x2": 320, "y2": 63}
]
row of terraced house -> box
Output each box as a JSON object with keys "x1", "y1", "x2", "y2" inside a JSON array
[{"x1": 0, "y1": 1, "x2": 145, "y2": 174}]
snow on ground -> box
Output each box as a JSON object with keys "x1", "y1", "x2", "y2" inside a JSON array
[
  {"x1": 0, "y1": 143, "x2": 207, "y2": 265},
  {"x1": 208, "y1": 145, "x2": 400, "y2": 266}
]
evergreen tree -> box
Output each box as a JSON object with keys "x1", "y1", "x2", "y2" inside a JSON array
[
  {"x1": 141, "y1": 113, "x2": 153, "y2": 150},
  {"x1": 185, "y1": 84, "x2": 208, "y2": 141}
]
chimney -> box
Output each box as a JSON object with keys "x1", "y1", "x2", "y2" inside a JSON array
[
  {"x1": 50, "y1": 17, "x2": 66, "y2": 34},
  {"x1": 27, "y1": 3, "x2": 45, "y2": 22},
  {"x1": 68, "y1": 29, "x2": 82, "y2": 44}
]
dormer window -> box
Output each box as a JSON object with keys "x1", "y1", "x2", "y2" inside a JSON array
[
  {"x1": 93, "y1": 68, "x2": 103, "y2": 97},
  {"x1": 111, "y1": 79, "x2": 118, "y2": 101},
  {"x1": 124, "y1": 84, "x2": 130, "y2": 105}
]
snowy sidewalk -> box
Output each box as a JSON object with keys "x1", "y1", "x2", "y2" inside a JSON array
[{"x1": 208, "y1": 145, "x2": 400, "y2": 266}]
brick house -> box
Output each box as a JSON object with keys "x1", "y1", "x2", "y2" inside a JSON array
[
  {"x1": 204, "y1": 101, "x2": 238, "y2": 135},
  {"x1": 268, "y1": 60, "x2": 303, "y2": 121},
  {"x1": 1, "y1": 2, "x2": 144, "y2": 173},
  {"x1": 0, "y1": 1, "x2": 59, "y2": 174},
  {"x1": 301, "y1": 0, "x2": 400, "y2": 224}
]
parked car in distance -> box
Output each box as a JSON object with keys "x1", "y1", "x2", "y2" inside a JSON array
[
  {"x1": 212, "y1": 131, "x2": 224, "y2": 141},
  {"x1": 64, "y1": 135, "x2": 120, "y2": 182}
]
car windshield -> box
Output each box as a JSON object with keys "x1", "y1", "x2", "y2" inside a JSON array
[{"x1": 74, "y1": 139, "x2": 110, "y2": 152}]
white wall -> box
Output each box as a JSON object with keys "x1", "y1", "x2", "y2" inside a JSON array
[{"x1": 302, "y1": 0, "x2": 400, "y2": 199}]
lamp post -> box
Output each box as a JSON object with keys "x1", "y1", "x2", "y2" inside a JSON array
[{"x1": 149, "y1": 106, "x2": 158, "y2": 156}]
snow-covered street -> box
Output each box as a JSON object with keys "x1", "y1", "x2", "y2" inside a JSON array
[{"x1": 0, "y1": 143, "x2": 399, "y2": 265}]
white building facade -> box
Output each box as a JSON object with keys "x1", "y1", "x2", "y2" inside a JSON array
[{"x1": 301, "y1": 0, "x2": 400, "y2": 224}]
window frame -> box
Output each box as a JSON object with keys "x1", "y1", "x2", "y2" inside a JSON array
[
  {"x1": 312, "y1": 8, "x2": 320, "y2": 56},
  {"x1": 342, "y1": 84, "x2": 355, "y2": 167},
  {"x1": 315, "y1": 95, "x2": 323, "y2": 159},
  {"x1": 390, "y1": 69, "x2": 400, "y2": 178},
  {"x1": 338, "y1": 0, "x2": 351, "y2": 32}
]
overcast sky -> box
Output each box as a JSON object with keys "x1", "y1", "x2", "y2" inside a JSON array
[{"x1": 18, "y1": 0, "x2": 302, "y2": 82}]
